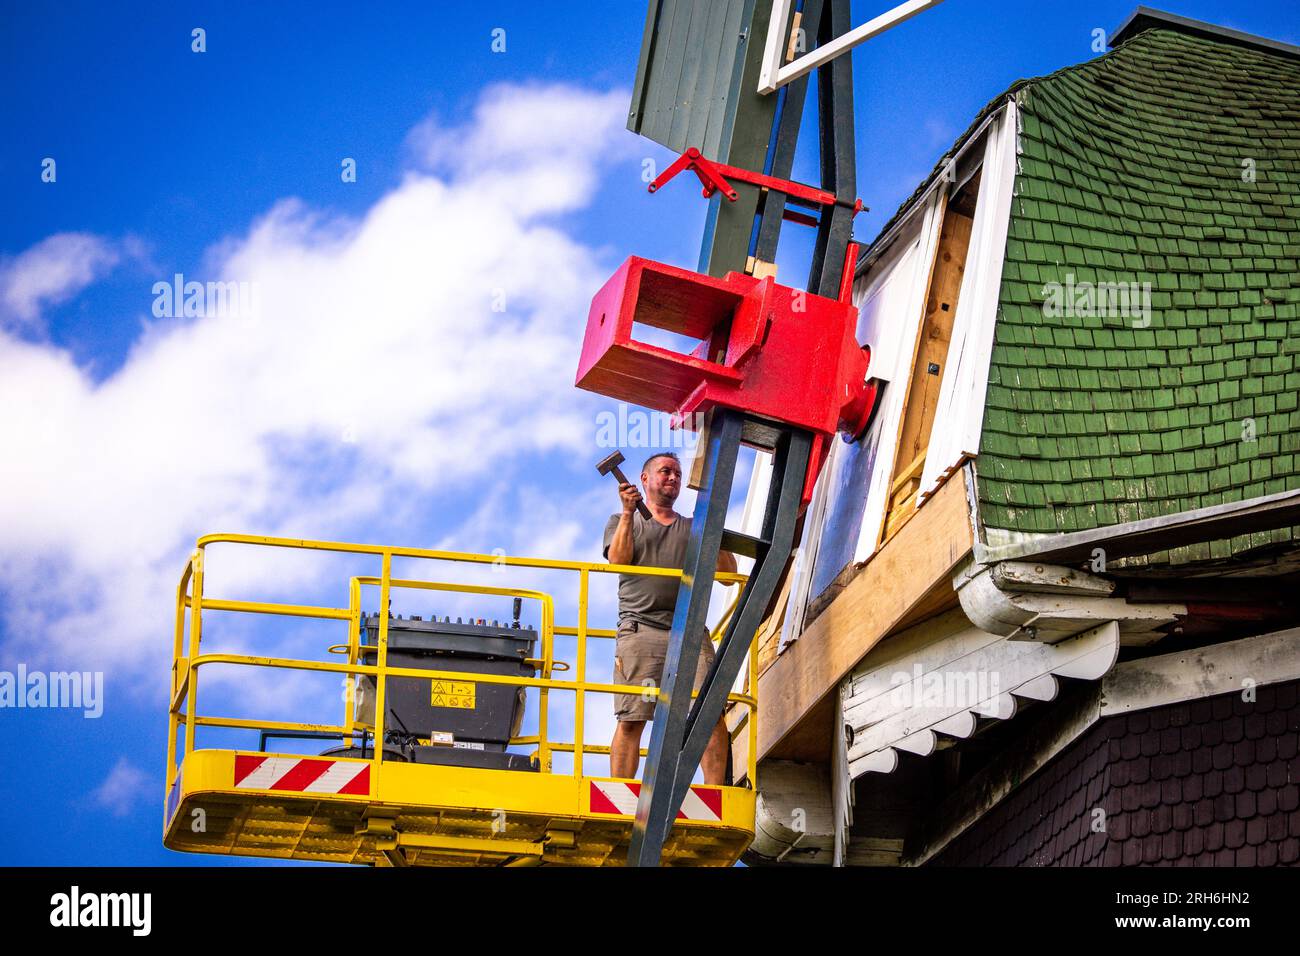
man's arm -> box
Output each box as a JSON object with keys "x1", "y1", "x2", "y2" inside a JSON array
[{"x1": 606, "y1": 482, "x2": 642, "y2": 565}]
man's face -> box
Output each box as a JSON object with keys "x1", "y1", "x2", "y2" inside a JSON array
[{"x1": 642, "y1": 456, "x2": 682, "y2": 505}]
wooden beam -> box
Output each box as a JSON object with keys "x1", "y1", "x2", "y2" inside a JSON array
[
  {"x1": 757, "y1": 468, "x2": 975, "y2": 762},
  {"x1": 889, "y1": 449, "x2": 928, "y2": 496},
  {"x1": 766, "y1": 694, "x2": 834, "y2": 762},
  {"x1": 893, "y1": 576, "x2": 961, "y2": 633},
  {"x1": 1100, "y1": 624, "x2": 1300, "y2": 714},
  {"x1": 892, "y1": 209, "x2": 973, "y2": 480},
  {"x1": 880, "y1": 205, "x2": 974, "y2": 547}
]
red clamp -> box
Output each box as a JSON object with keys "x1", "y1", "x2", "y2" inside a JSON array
[
  {"x1": 650, "y1": 146, "x2": 867, "y2": 305},
  {"x1": 576, "y1": 256, "x2": 884, "y2": 508},
  {"x1": 648, "y1": 147, "x2": 865, "y2": 219}
]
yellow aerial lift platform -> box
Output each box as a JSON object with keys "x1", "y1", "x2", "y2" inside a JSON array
[{"x1": 164, "y1": 534, "x2": 756, "y2": 867}]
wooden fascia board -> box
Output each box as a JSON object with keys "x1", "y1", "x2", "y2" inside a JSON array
[{"x1": 757, "y1": 467, "x2": 975, "y2": 762}]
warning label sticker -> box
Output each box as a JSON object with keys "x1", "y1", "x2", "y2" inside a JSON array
[{"x1": 431, "y1": 679, "x2": 476, "y2": 709}]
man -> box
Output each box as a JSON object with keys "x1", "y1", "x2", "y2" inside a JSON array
[{"x1": 602, "y1": 451, "x2": 738, "y2": 785}]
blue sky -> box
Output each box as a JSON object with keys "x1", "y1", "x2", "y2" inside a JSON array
[{"x1": 1, "y1": 0, "x2": 1294, "y2": 865}]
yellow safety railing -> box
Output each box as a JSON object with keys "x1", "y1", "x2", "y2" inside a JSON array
[{"x1": 166, "y1": 533, "x2": 756, "y2": 815}]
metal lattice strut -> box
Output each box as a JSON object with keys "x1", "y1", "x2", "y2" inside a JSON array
[{"x1": 628, "y1": 410, "x2": 812, "y2": 865}]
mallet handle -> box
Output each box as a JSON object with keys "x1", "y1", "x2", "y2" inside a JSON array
[{"x1": 611, "y1": 466, "x2": 652, "y2": 520}]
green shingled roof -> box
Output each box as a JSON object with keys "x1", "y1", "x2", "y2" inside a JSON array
[{"x1": 976, "y1": 24, "x2": 1300, "y2": 567}]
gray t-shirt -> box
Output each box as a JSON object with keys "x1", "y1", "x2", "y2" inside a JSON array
[{"x1": 602, "y1": 511, "x2": 692, "y2": 629}]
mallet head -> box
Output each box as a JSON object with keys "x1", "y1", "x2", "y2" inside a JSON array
[
  {"x1": 596, "y1": 449, "x2": 651, "y2": 519},
  {"x1": 595, "y1": 450, "x2": 625, "y2": 476}
]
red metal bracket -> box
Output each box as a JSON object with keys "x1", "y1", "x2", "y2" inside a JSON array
[
  {"x1": 648, "y1": 147, "x2": 864, "y2": 218},
  {"x1": 576, "y1": 256, "x2": 883, "y2": 507},
  {"x1": 584, "y1": 152, "x2": 879, "y2": 507}
]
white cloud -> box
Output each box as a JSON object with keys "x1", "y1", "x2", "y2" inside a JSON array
[
  {"x1": 90, "y1": 757, "x2": 150, "y2": 817},
  {"x1": 0, "y1": 232, "x2": 123, "y2": 328},
  {"x1": 0, "y1": 83, "x2": 635, "y2": 696},
  {"x1": 406, "y1": 83, "x2": 634, "y2": 217}
]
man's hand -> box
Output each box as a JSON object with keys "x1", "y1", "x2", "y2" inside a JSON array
[{"x1": 618, "y1": 481, "x2": 643, "y2": 515}]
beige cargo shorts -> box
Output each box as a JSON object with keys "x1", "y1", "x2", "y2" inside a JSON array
[{"x1": 613, "y1": 620, "x2": 716, "y2": 722}]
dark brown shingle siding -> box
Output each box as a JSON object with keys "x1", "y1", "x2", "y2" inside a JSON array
[{"x1": 930, "y1": 679, "x2": 1300, "y2": 866}]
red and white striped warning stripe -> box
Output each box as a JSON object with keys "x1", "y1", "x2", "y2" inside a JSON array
[
  {"x1": 589, "y1": 781, "x2": 722, "y2": 822},
  {"x1": 234, "y1": 755, "x2": 370, "y2": 795}
]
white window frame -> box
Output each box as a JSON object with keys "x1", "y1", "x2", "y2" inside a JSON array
[
  {"x1": 758, "y1": 0, "x2": 947, "y2": 95},
  {"x1": 916, "y1": 97, "x2": 1019, "y2": 503}
]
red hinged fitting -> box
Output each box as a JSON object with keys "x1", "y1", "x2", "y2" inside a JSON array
[
  {"x1": 648, "y1": 146, "x2": 866, "y2": 219},
  {"x1": 575, "y1": 256, "x2": 882, "y2": 508}
]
